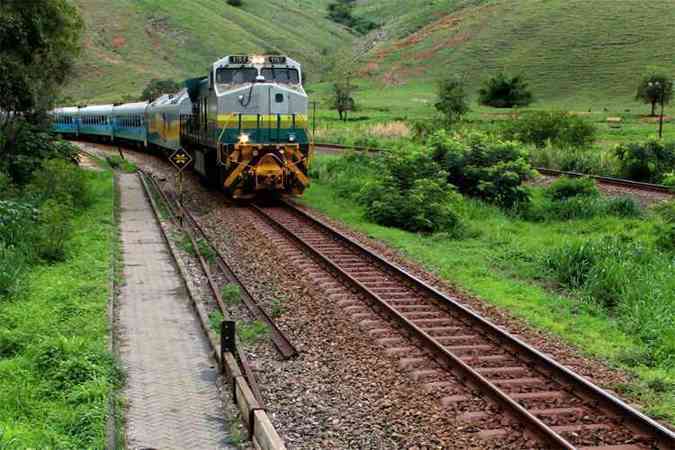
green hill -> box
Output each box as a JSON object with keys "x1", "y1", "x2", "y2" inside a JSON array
[
  {"x1": 66, "y1": 0, "x2": 675, "y2": 110},
  {"x1": 354, "y1": 0, "x2": 675, "y2": 109},
  {"x1": 65, "y1": 0, "x2": 352, "y2": 103}
]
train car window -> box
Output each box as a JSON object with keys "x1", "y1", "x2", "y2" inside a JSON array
[
  {"x1": 261, "y1": 68, "x2": 299, "y2": 84},
  {"x1": 216, "y1": 68, "x2": 258, "y2": 84}
]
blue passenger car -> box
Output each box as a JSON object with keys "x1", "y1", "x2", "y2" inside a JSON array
[
  {"x1": 79, "y1": 105, "x2": 114, "y2": 139},
  {"x1": 113, "y1": 102, "x2": 149, "y2": 145},
  {"x1": 52, "y1": 107, "x2": 79, "y2": 135}
]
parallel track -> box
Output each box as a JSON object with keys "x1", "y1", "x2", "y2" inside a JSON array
[
  {"x1": 315, "y1": 143, "x2": 674, "y2": 196},
  {"x1": 251, "y1": 200, "x2": 675, "y2": 449}
]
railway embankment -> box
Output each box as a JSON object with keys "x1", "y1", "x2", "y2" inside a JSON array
[
  {"x1": 303, "y1": 151, "x2": 675, "y2": 428},
  {"x1": 0, "y1": 162, "x2": 120, "y2": 448}
]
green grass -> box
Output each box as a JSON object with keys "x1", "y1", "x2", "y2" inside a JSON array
[
  {"x1": 301, "y1": 154, "x2": 675, "y2": 423},
  {"x1": 66, "y1": 0, "x2": 351, "y2": 103},
  {"x1": 0, "y1": 170, "x2": 121, "y2": 449},
  {"x1": 237, "y1": 320, "x2": 269, "y2": 345}
]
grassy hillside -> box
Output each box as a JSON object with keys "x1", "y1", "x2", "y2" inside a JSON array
[
  {"x1": 65, "y1": 0, "x2": 352, "y2": 103},
  {"x1": 355, "y1": 0, "x2": 675, "y2": 109}
]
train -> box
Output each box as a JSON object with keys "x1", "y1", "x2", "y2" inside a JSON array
[{"x1": 51, "y1": 55, "x2": 312, "y2": 199}]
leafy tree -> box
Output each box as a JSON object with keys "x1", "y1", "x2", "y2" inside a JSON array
[
  {"x1": 141, "y1": 79, "x2": 182, "y2": 101},
  {"x1": 635, "y1": 73, "x2": 673, "y2": 116},
  {"x1": 434, "y1": 76, "x2": 470, "y2": 124},
  {"x1": 328, "y1": 50, "x2": 358, "y2": 121},
  {"x1": 327, "y1": 1, "x2": 377, "y2": 34},
  {"x1": 478, "y1": 73, "x2": 533, "y2": 108},
  {"x1": 226, "y1": 0, "x2": 243, "y2": 5},
  {"x1": 0, "y1": 0, "x2": 83, "y2": 180},
  {"x1": 0, "y1": 0, "x2": 83, "y2": 153}
]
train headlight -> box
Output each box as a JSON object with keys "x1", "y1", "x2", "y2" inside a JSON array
[
  {"x1": 288, "y1": 133, "x2": 296, "y2": 143},
  {"x1": 239, "y1": 133, "x2": 250, "y2": 144},
  {"x1": 251, "y1": 55, "x2": 265, "y2": 65}
]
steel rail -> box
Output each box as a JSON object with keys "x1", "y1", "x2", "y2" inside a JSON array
[
  {"x1": 139, "y1": 171, "x2": 265, "y2": 404},
  {"x1": 254, "y1": 200, "x2": 675, "y2": 449},
  {"x1": 315, "y1": 142, "x2": 674, "y2": 195},
  {"x1": 180, "y1": 205, "x2": 299, "y2": 360}
]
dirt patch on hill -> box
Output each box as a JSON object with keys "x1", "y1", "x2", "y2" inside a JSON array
[{"x1": 112, "y1": 36, "x2": 126, "y2": 49}]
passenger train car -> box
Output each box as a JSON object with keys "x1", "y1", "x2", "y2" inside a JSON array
[{"x1": 50, "y1": 55, "x2": 312, "y2": 199}]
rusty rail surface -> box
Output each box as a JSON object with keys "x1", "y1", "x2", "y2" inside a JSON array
[
  {"x1": 315, "y1": 142, "x2": 674, "y2": 195},
  {"x1": 139, "y1": 171, "x2": 267, "y2": 404},
  {"x1": 251, "y1": 200, "x2": 675, "y2": 449}
]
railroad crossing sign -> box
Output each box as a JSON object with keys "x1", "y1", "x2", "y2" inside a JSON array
[{"x1": 169, "y1": 148, "x2": 193, "y2": 171}]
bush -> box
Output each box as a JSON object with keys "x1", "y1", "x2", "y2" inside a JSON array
[
  {"x1": 35, "y1": 199, "x2": 73, "y2": 262},
  {"x1": 0, "y1": 200, "x2": 37, "y2": 247},
  {"x1": 662, "y1": 171, "x2": 675, "y2": 188},
  {"x1": 543, "y1": 237, "x2": 674, "y2": 365},
  {"x1": 478, "y1": 73, "x2": 533, "y2": 108},
  {"x1": 545, "y1": 177, "x2": 599, "y2": 201},
  {"x1": 435, "y1": 77, "x2": 469, "y2": 124},
  {"x1": 654, "y1": 200, "x2": 675, "y2": 252},
  {"x1": 360, "y1": 147, "x2": 463, "y2": 234},
  {"x1": 429, "y1": 130, "x2": 533, "y2": 208},
  {"x1": 0, "y1": 242, "x2": 25, "y2": 296},
  {"x1": 28, "y1": 159, "x2": 90, "y2": 209},
  {"x1": 522, "y1": 192, "x2": 641, "y2": 222},
  {"x1": 614, "y1": 140, "x2": 675, "y2": 183},
  {"x1": 2, "y1": 123, "x2": 79, "y2": 185},
  {"x1": 502, "y1": 111, "x2": 597, "y2": 148}
]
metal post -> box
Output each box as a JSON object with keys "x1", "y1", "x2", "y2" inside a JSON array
[
  {"x1": 220, "y1": 320, "x2": 236, "y2": 356},
  {"x1": 176, "y1": 171, "x2": 184, "y2": 227},
  {"x1": 312, "y1": 101, "x2": 317, "y2": 142}
]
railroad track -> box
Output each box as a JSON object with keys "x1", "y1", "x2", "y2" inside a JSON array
[
  {"x1": 315, "y1": 143, "x2": 674, "y2": 196},
  {"x1": 138, "y1": 170, "x2": 299, "y2": 407},
  {"x1": 251, "y1": 199, "x2": 675, "y2": 449}
]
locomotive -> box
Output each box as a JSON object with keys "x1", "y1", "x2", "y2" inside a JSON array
[{"x1": 51, "y1": 55, "x2": 312, "y2": 199}]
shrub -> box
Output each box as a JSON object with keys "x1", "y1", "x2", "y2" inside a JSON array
[
  {"x1": 309, "y1": 152, "x2": 376, "y2": 201},
  {"x1": 655, "y1": 223, "x2": 675, "y2": 252},
  {"x1": 0, "y1": 200, "x2": 37, "y2": 247},
  {"x1": 360, "y1": 147, "x2": 463, "y2": 234},
  {"x1": 2, "y1": 123, "x2": 78, "y2": 185},
  {"x1": 663, "y1": 171, "x2": 675, "y2": 188},
  {"x1": 502, "y1": 111, "x2": 597, "y2": 148},
  {"x1": 35, "y1": 199, "x2": 73, "y2": 262},
  {"x1": 614, "y1": 140, "x2": 675, "y2": 183},
  {"x1": 0, "y1": 243, "x2": 25, "y2": 296},
  {"x1": 545, "y1": 177, "x2": 599, "y2": 201},
  {"x1": 105, "y1": 155, "x2": 137, "y2": 173},
  {"x1": 604, "y1": 196, "x2": 642, "y2": 218},
  {"x1": 478, "y1": 73, "x2": 533, "y2": 108},
  {"x1": 544, "y1": 237, "x2": 675, "y2": 365},
  {"x1": 428, "y1": 130, "x2": 533, "y2": 208},
  {"x1": 654, "y1": 200, "x2": 675, "y2": 252},
  {"x1": 28, "y1": 159, "x2": 90, "y2": 209},
  {"x1": 435, "y1": 76, "x2": 470, "y2": 124}
]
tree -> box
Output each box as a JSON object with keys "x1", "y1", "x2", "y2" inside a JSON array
[
  {"x1": 226, "y1": 0, "x2": 243, "y2": 6},
  {"x1": 328, "y1": 49, "x2": 358, "y2": 121},
  {"x1": 434, "y1": 76, "x2": 469, "y2": 124},
  {"x1": 635, "y1": 73, "x2": 673, "y2": 116},
  {"x1": 141, "y1": 79, "x2": 182, "y2": 101},
  {"x1": 478, "y1": 73, "x2": 533, "y2": 108},
  {"x1": 0, "y1": 0, "x2": 83, "y2": 156}
]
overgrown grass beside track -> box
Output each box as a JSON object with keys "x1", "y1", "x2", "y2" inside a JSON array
[
  {"x1": 0, "y1": 169, "x2": 120, "y2": 448},
  {"x1": 303, "y1": 152, "x2": 675, "y2": 423}
]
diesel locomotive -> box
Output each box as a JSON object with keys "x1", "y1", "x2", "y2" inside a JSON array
[{"x1": 51, "y1": 55, "x2": 312, "y2": 199}]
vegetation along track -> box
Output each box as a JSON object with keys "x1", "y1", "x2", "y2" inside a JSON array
[
  {"x1": 251, "y1": 199, "x2": 675, "y2": 449},
  {"x1": 315, "y1": 143, "x2": 675, "y2": 196}
]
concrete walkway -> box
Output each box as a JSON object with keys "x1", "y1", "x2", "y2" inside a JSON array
[{"x1": 117, "y1": 173, "x2": 232, "y2": 449}]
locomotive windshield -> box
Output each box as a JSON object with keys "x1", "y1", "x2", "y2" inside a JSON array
[
  {"x1": 216, "y1": 68, "x2": 258, "y2": 84},
  {"x1": 260, "y1": 68, "x2": 300, "y2": 84}
]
